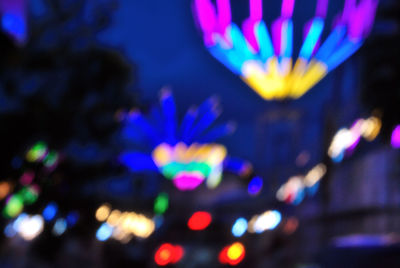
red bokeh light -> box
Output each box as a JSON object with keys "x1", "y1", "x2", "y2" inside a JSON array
[
  {"x1": 187, "y1": 211, "x2": 212, "y2": 231},
  {"x1": 154, "y1": 243, "x2": 185, "y2": 266},
  {"x1": 218, "y1": 245, "x2": 230, "y2": 264},
  {"x1": 171, "y1": 245, "x2": 184, "y2": 264},
  {"x1": 283, "y1": 217, "x2": 299, "y2": 235}
]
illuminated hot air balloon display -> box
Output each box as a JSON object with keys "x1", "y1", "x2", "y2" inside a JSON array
[{"x1": 193, "y1": 0, "x2": 378, "y2": 100}]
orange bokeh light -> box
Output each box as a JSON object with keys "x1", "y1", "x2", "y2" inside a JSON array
[{"x1": 0, "y1": 181, "x2": 12, "y2": 200}]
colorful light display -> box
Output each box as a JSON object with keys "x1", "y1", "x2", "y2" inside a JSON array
[
  {"x1": 25, "y1": 141, "x2": 60, "y2": 171},
  {"x1": 6, "y1": 213, "x2": 44, "y2": 241},
  {"x1": 193, "y1": 0, "x2": 378, "y2": 100},
  {"x1": 1, "y1": 141, "x2": 61, "y2": 219},
  {"x1": 276, "y1": 164, "x2": 326, "y2": 204},
  {"x1": 328, "y1": 116, "x2": 381, "y2": 162},
  {"x1": 95, "y1": 204, "x2": 156, "y2": 241},
  {"x1": 152, "y1": 142, "x2": 227, "y2": 190},
  {"x1": 277, "y1": 115, "x2": 380, "y2": 205},
  {"x1": 3, "y1": 185, "x2": 39, "y2": 218},
  {"x1": 187, "y1": 211, "x2": 212, "y2": 231},
  {"x1": 120, "y1": 89, "x2": 251, "y2": 191}
]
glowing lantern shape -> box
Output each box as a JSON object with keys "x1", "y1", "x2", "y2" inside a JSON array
[
  {"x1": 187, "y1": 211, "x2": 212, "y2": 230},
  {"x1": 193, "y1": 0, "x2": 378, "y2": 100},
  {"x1": 119, "y1": 89, "x2": 251, "y2": 191}
]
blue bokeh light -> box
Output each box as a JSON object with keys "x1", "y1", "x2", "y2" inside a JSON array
[
  {"x1": 43, "y1": 202, "x2": 58, "y2": 222},
  {"x1": 232, "y1": 217, "x2": 248, "y2": 237},
  {"x1": 96, "y1": 223, "x2": 113, "y2": 242},
  {"x1": 1, "y1": 13, "x2": 26, "y2": 40},
  {"x1": 53, "y1": 218, "x2": 67, "y2": 236},
  {"x1": 248, "y1": 176, "x2": 263, "y2": 196},
  {"x1": 66, "y1": 211, "x2": 79, "y2": 227},
  {"x1": 4, "y1": 223, "x2": 16, "y2": 238}
]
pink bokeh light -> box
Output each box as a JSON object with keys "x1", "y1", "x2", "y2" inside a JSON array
[
  {"x1": 391, "y1": 125, "x2": 400, "y2": 148},
  {"x1": 173, "y1": 172, "x2": 205, "y2": 191}
]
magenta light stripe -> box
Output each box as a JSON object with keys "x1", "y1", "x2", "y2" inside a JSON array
[
  {"x1": 281, "y1": 0, "x2": 295, "y2": 18},
  {"x1": 362, "y1": 0, "x2": 378, "y2": 37},
  {"x1": 194, "y1": 0, "x2": 217, "y2": 32},
  {"x1": 250, "y1": 0, "x2": 263, "y2": 21},
  {"x1": 242, "y1": 19, "x2": 259, "y2": 52},
  {"x1": 342, "y1": 0, "x2": 356, "y2": 23},
  {"x1": 194, "y1": 0, "x2": 218, "y2": 46},
  {"x1": 173, "y1": 173, "x2": 204, "y2": 191},
  {"x1": 347, "y1": 135, "x2": 361, "y2": 152},
  {"x1": 348, "y1": 0, "x2": 370, "y2": 39},
  {"x1": 217, "y1": 0, "x2": 232, "y2": 33},
  {"x1": 316, "y1": 0, "x2": 329, "y2": 18},
  {"x1": 303, "y1": 20, "x2": 312, "y2": 39},
  {"x1": 272, "y1": 19, "x2": 283, "y2": 55}
]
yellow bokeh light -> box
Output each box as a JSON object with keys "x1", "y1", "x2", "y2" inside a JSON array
[
  {"x1": 242, "y1": 58, "x2": 328, "y2": 100},
  {"x1": 227, "y1": 242, "x2": 245, "y2": 260},
  {"x1": 95, "y1": 203, "x2": 111, "y2": 222},
  {"x1": 304, "y1": 164, "x2": 327, "y2": 187},
  {"x1": 97, "y1": 204, "x2": 155, "y2": 240},
  {"x1": 328, "y1": 116, "x2": 382, "y2": 160},
  {"x1": 360, "y1": 116, "x2": 381, "y2": 141},
  {"x1": 152, "y1": 144, "x2": 172, "y2": 167},
  {"x1": 152, "y1": 142, "x2": 227, "y2": 167},
  {"x1": 107, "y1": 210, "x2": 121, "y2": 227}
]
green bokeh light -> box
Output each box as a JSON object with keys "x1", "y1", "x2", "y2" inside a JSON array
[
  {"x1": 154, "y1": 192, "x2": 169, "y2": 215},
  {"x1": 26, "y1": 141, "x2": 48, "y2": 162},
  {"x1": 3, "y1": 194, "x2": 24, "y2": 218}
]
